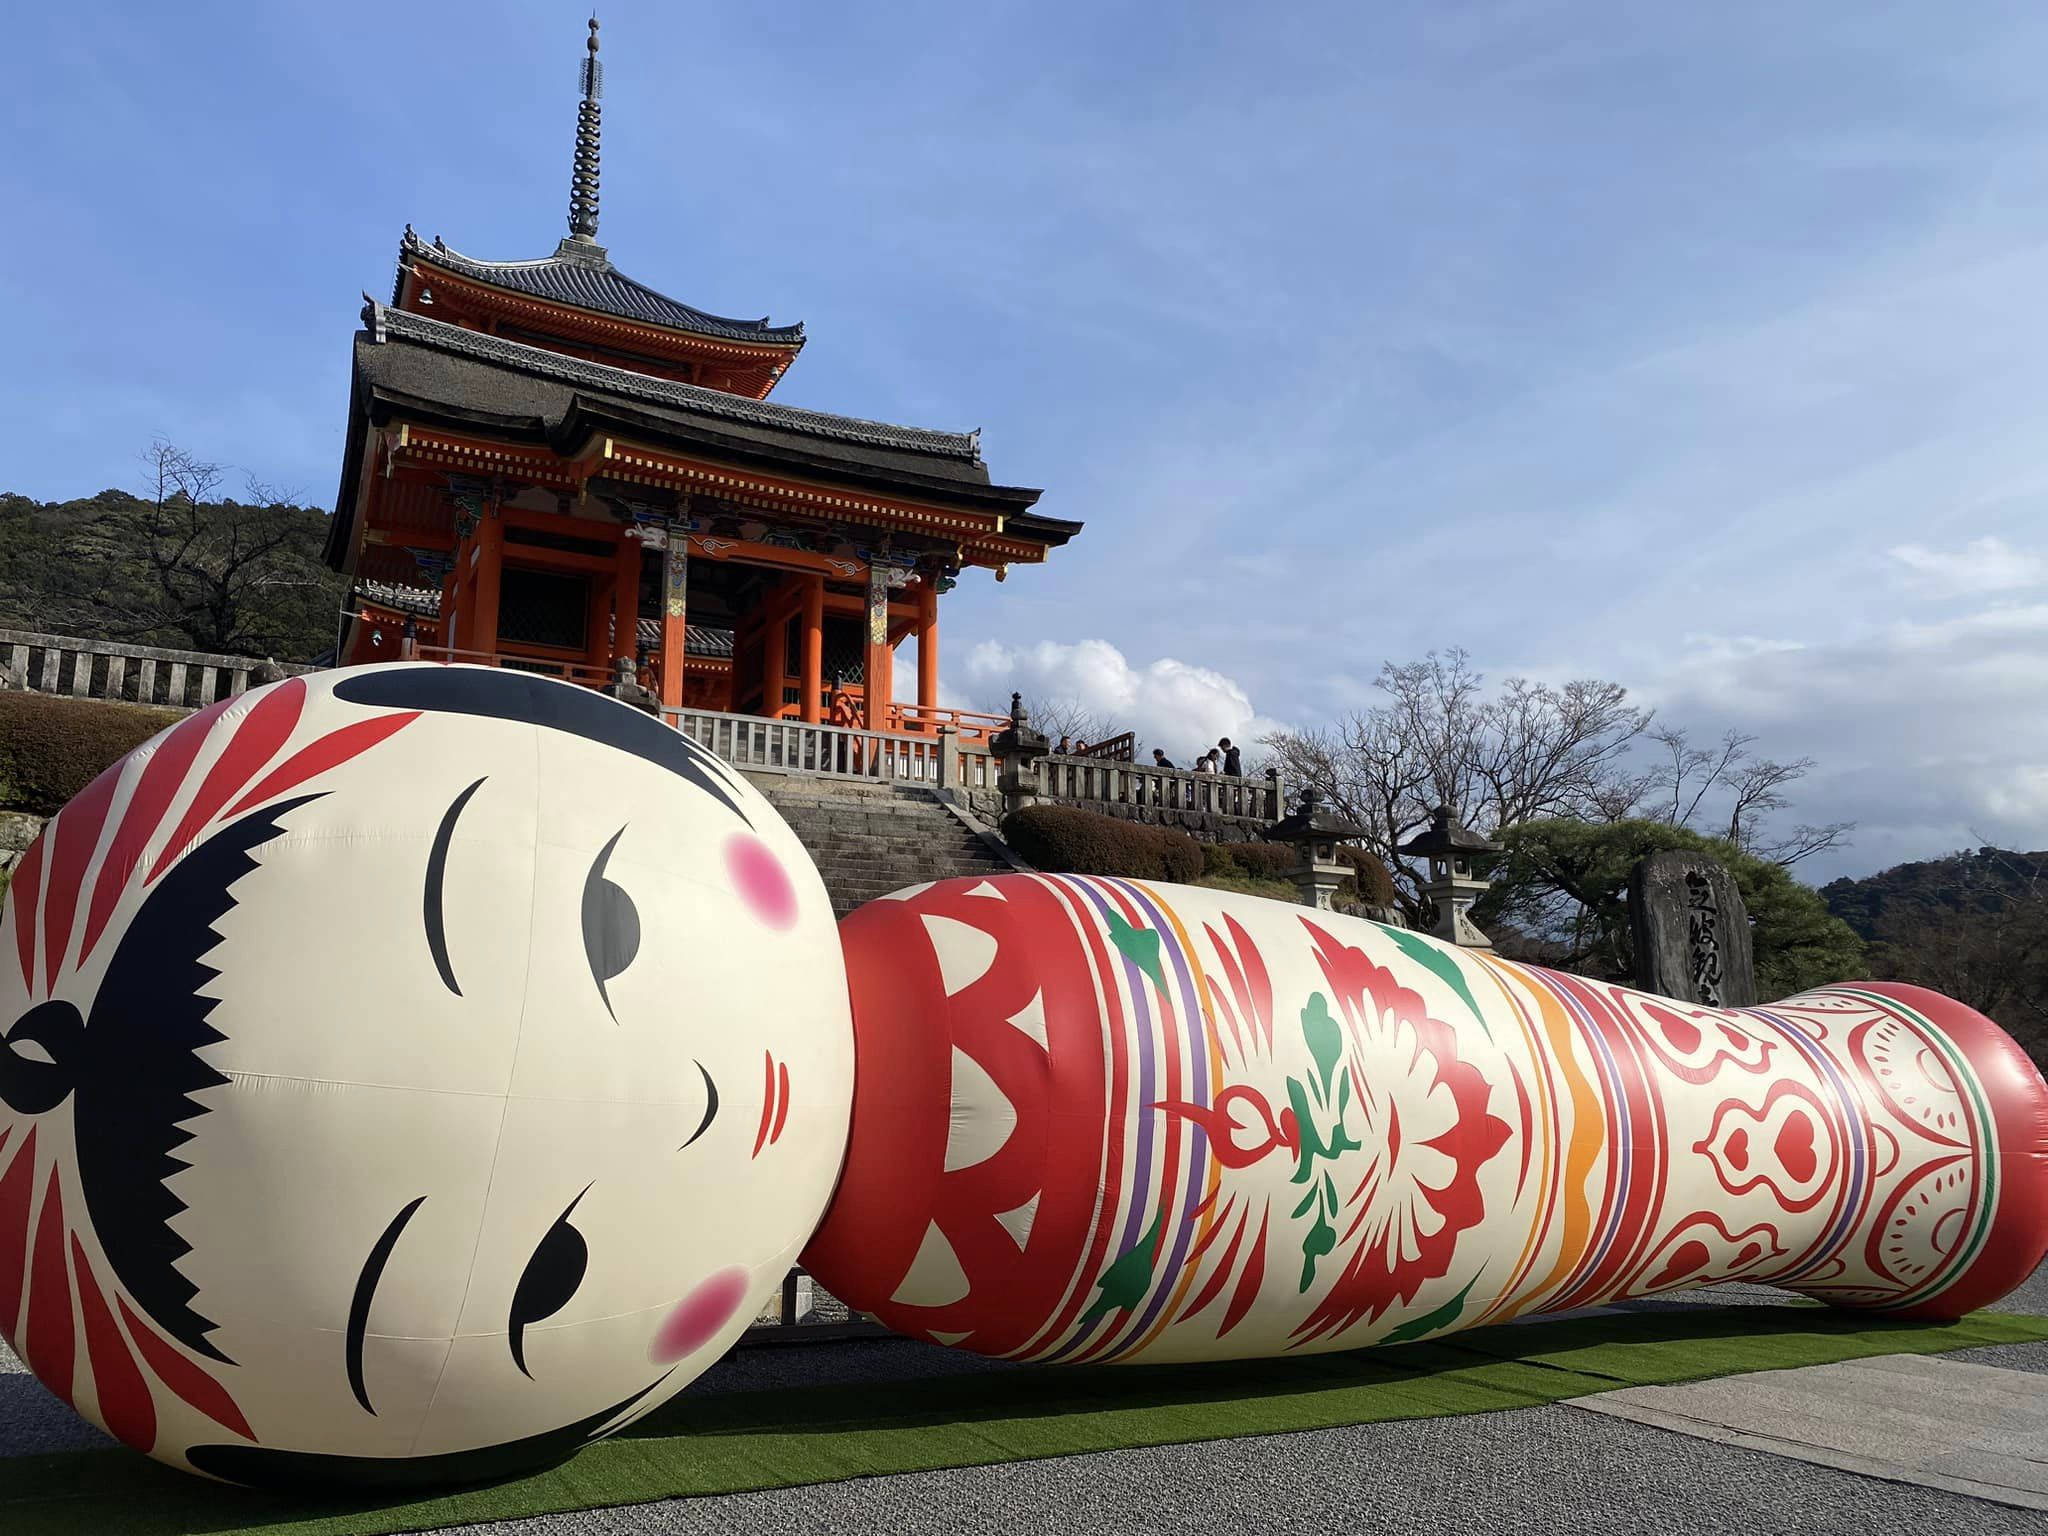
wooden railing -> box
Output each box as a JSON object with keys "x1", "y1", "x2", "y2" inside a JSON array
[
  {"x1": 884, "y1": 702, "x2": 1011, "y2": 744},
  {"x1": 412, "y1": 645, "x2": 613, "y2": 689},
  {"x1": 1039, "y1": 753, "x2": 1283, "y2": 821},
  {"x1": 0, "y1": 627, "x2": 314, "y2": 711}
]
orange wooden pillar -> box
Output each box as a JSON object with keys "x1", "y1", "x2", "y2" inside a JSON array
[
  {"x1": 611, "y1": 528, "x2": 643, "y2": 671},
  {"x1": 657, "y1": 522, "x2": 687, "y2": 709},
  {"x1": 470, "y1": 511, "x2": 504, "y2": 657},
  {"x1": 439, "y1": 559, "x2": 461, "y2": 656},
  {"x1": 916, "y1": 579, "x2": 939, "y2": 713},
  {"x1": 863, "y1": 563, "x2": 890, "y2": 729},
  {"x1": 762, "y1": 576, "x2": 789, "y2": 718},
  {"x1": 800, "y1": 573, "x2": 824, "y2": 724}
]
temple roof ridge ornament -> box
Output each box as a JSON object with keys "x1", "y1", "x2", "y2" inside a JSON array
[
  {"x1": 568, "y1": 15, "x2": 603, "y2": 243},
  {"x1": 384, "y1": 17, "x2": 805, "y2": 354}
]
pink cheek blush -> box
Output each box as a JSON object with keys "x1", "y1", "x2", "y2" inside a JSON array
[
  {"x1": 652, "y1": 1266, "x2": 751, "y2": 1363},
  {"x1": 726, "y1": 833, "x2": 797, "y2": 931}
]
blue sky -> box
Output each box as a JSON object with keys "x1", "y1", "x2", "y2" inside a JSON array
[{"x1": 4, "y1": 1, "x2": 2045, "y2": 881}]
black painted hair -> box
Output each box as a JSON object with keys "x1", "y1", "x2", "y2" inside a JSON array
[{"x1": 332, "y1": 667, "x2": 750, "y2": 827}]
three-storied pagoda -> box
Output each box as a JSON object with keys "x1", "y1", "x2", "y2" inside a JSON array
[{"x1": 323, "y1": 18, "x2": 1077, "y2": 731}]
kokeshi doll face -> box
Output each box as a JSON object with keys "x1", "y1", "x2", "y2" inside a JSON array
[
  {"x1": 804, "y1": 875, "x2": 2048, "y2": 1364},
  {"x1": 0, "y1": 666, "x2": 852, "y2": 1485}
]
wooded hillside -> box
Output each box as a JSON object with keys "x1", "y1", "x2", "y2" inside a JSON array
[
  {"x1": 0, "y1": 482, "x2": 343, "y2": 664},
  {"x1": 1824, "y1": 847, "x2": 2048, "y2": 1070}
]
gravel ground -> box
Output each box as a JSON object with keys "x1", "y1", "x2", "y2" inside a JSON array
[
  {"x1": 4, "y1": 1264, "x2": 2044, "y2": 1534},
  {"x1": 456, "y1": 1397, "x2": 2048, "y2": 1536}
]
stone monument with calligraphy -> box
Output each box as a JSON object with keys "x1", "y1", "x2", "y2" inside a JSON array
[{"x1": 1627, "y1": 850, "x2": 1757, "y2": 1008}]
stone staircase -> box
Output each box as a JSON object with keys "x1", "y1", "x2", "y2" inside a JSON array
[{"x1": 743, "y1": 775, "x2": 1023, "y2": 917}]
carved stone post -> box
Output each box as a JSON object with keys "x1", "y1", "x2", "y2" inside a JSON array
[
  {"x1": 989, "y1": 691, "x2": 1049, "y2": 822},
  {"x1": 1628, "y1": 851, "x2": 1756, "y2": 1006},
  {"x1": 935, "y1": 724, "x2": 959, "y2": 797},
  {"x1": 604, "y1": 653, "x2": 660, "y2": 716},
  {"x1": 1262, "y1": 787, "x2": 1366, "y2": 911},
  {"x1": 1397, "y1": 805, "x2": 1502, "y2": 949}
]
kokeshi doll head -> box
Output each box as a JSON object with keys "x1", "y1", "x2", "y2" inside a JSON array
[
  {"x1": 0, "y1": 666, "x2": 852, "y2": 1485},
  {"x1": 804, "y1": 875, "x2": 2048, "y2": 1363}
]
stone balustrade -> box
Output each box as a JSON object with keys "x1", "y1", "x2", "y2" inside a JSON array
[
  {"x1": 664, "y1": 705, "x2": 999, "y2": 795},
  {"x1": 0, "y1": 627, "x2": 313, "y2": 712},
  {"x1": 1034, "y1": 752, "x2": 1283, "y2": 836},
  {"x1": 0, "y1": 627, "x2": 1283, "y2": 843}
]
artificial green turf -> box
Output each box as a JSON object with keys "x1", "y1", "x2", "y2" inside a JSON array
[{"x1": 3, "y1": 1306, "x2": 2044, "y2": 1536}]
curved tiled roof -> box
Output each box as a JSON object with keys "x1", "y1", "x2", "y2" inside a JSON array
[
  {"x1": 398, "y1": 228, "x2": 804, "y2": 347},
  {"x1": 365, "y1": 302, "x2": 985, "y2": 463}
]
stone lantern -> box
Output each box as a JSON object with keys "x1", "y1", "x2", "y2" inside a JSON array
[
  {"x1": 1261, "y1": 787, "x2": 1367, "y2": 910},
  {"x1": 1397, "y1": 805, "x2": 1503, "y2": 949},
  {"x1": 989, "y1": 691, "x2": 1049, "y2": 820}
]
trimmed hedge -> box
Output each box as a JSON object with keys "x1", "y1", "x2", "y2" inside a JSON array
[
  {"x1": 0, "y1": 692, "x2": 184, "y2": 815},
  {"x1": 1003, "y1": 805, "x2": 1203, "y2": 883},
  {"x1": 1003, "y1": 804, "x2": 1398, "y2": 908},
  {"x1": 1203, "y1": 838, "x2": 1396, "y2": 907},
  {"x1": 1338, "y1": 845, "x2": 1397, "y2": 908},
  {"x1": 1204, "y1": 840, "x2": 1294, "y2": 882}
]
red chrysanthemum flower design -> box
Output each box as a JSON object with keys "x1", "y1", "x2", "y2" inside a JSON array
[{"x1": 1291, "y1": 920, "x2": 1510, "y2": 1345}]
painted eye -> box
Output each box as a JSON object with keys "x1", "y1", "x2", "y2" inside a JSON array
[
  {"x1": 581, "y1": 827, "x2": 641, "y2": 1021},
  {"x1": 0, "y1": 999, "x2": 84, "y2": 1117},
  {"x1": 508, "y1": 1186, "x2": 591, "y2": 1378}
]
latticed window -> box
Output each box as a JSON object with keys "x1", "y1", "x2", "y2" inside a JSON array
[
  {"x1": 822, "y1": 615, "x2": 865, "y2": 685},
  {"x1": 498, "y1": 566, "x2": 589, "y2": 651}
]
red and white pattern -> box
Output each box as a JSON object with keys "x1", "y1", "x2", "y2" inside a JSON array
[{"x1": 806, "y1": 876, "x2": 2048, "y2": 1364}]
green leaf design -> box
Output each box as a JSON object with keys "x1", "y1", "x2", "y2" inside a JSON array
[
  {"x1": 1382, "y1": 926, "x2": 1489, "y2": 1033},
  {"x1": 1382, "y1": 1276, "x2": 1480, "y2": 1344},
  {"x1": 1080, "y1": 1208, "x2": 1165, "y2": 1324},
  {"x1": 1106, "y1": 909, "x2": 1167, "y2": 992},
  {"x1": 1301, "y1": 992, "x2": 1344, "y2": 1089},
  {"x1": 1298, "y1": 1211, "x2": 1336, "y2": 1292}
]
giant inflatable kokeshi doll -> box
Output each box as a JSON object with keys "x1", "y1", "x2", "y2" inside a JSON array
[
  {"x1": 803, "y1": 875, "x2": 2048, "y2": 1360},
  {"x1": 4, "y1": 667, "x2": 2046, "y2": 1490},
  {"x1": 0, "y1": 667, "x2": 852, "y2": 1484}
]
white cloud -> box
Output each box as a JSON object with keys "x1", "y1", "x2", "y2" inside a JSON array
[
  {"x1": 955, "y1": 638, "x2": 1286, "y2": 758},
  {"x1": 1644, "y1": 604, "x2": 2048, "y2": 880},
  {"x1": 1887, "y1": 537, "x2": 2045, "y2": 596}
]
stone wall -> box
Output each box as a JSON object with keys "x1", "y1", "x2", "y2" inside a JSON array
[{"x1": 1, "y1": 811, "x2": 44, "y2": 883}]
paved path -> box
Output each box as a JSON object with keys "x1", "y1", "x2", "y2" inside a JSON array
[
  {"x1": 1573, "y1": 1353, "x2": 2048, "y2": 1511},
  {"x1": 4, "y1": 1263, "x2": 2044, "y2": 1533}
]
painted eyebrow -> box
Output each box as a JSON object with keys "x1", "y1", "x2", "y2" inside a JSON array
[
  {"x1": 347, "y1": 1196, "x2": 426, "y2": 1416},
  {"x1": 425, "y1": 777, "x2": 488, "y2": 997},
  {"x1": 679, "y1": 1061, "x2": 719, "y2": 1151}
]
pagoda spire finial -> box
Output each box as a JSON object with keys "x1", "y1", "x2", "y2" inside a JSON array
[{"x1": 567, "y1": 14, "x2": 603, "y2": 242}]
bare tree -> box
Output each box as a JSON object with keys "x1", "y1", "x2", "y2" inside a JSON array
[
  {"x1": 1643, "y1": 725, "x2": 1852, "y2": 865},
  {"x1": 1263, "y1": 650, "x2": 1652, "y2": 920},
  {"x1": 110, "y1": 439, "x2": 326, "y2": 655},
  {"x1": 992, "y1": 693, "x2": 1118, "y2": 751}
]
